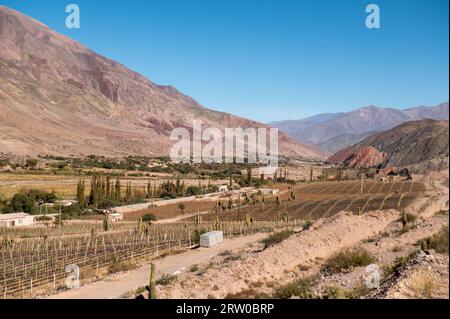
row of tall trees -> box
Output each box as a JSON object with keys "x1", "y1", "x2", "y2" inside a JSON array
[{"x1": 75, "y1": 176, "x2": 220, "y2": 209}]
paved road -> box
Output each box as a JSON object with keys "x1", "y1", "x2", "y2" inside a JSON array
[{"x1": 45, "y1": 232, "x2": 265, "y2": 299}]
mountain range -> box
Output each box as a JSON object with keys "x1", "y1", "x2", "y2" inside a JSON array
[
  {"x1": 0, "y1": 6, "x2": 326, "y2": 160},
  {"x1": 270, "y1": 102, "x2": 449, "y2": 153}
]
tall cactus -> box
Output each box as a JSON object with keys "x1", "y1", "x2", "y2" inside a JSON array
[
  {"x1": 149, "y1": 263, "x2": 157, "y2": 299},
  {"x1": 103, "y1": 216, "x2": 109, "y2": 232},
  {"x1": 137, "y1": 217, "x2": 143, "y2": 233},
  {"x1": 195, "y1": 211, "x2": 202, "y2": 227}
]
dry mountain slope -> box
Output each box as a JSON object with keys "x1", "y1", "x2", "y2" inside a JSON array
[
  {"x1": 0, "y1": 6, "x2": 326, "y2": 159},
  {"x1": 329, "y1": 119, "x2": 449, "y2": 168}
]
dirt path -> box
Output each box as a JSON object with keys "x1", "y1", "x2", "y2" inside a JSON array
[
  {"x1": 44, "y1": 232, "x2": 266, "y2": 299},
  {"x1": 153, "y1": 210, "x2": 209, "y2": 224}
]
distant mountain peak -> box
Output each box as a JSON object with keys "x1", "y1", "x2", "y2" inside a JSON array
[{"x1": 270, "y1": 102, "x2": 449, "y2": 153}]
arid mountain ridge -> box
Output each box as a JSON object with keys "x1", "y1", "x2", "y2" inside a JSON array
[
  {"x1": 271, "y1": 102, "x2": 449, "y2": 152},
  {"x1": 0, "y1": 6, "x2": 326, "y2": 160}
]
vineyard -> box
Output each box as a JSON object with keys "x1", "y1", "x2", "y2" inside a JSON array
[
  {"x1": 194, "y1": 180, "x2": 426, "y2": 222},
  {"x1": 0, "y1": 220, "x2": 299, "y2": 298}
]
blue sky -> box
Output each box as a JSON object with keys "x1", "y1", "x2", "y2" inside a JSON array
[{"x1": 2, "y1": 0, "x2": 449, "y2": 122}]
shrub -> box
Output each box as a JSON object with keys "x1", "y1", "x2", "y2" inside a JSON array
[
  {"x1": 156, "y1": 274, "x2": 178, "y2": 286},
  {"x1": 303, "y1": 220, "x2": 313, "y2": 230},
  {"x1": 189, "y1": 264, "x2": 199, "y2": 272},
  {"x1": 323, "y1": 286, "x2": 351, "y2": 299},
  {"x1": 417, "y1": 227, "x2": 449, "y2": 254},
  {"x1": 410, "y1": 270, "x2": 438, "y2": 298},
  {"x1": 219, "y1": 250, "x2": 232, "y2": 257},
  {"x1": 273, "y1": 277, "x2": 316, "y2": 299},
  {"x1": 193, "y1": 228, "x2": 208, "y2": 245},
  {"x1": 8, "y1": 193, "x2": 36, "y2": 214},
  {"x1": 225, "y1": 289, "x2": 269, "y2": 299},
  {"x1": 142, "y1": 213, "x2": 157, "y2": 222},
  {"x1": 108, "y1": 258, "x2": 135, "y2": 274},
  {"x1": 323, "y1": 248, "x2": 375, "y2": 274},
  {"x1": 261, "y1": 229, "x2": 295, "y2": 248},
  {"x1": 382, "y1": 250, "x2": 419, "y2": 278}
]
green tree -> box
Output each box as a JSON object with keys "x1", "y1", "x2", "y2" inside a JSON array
[
  {"x1": 9, "y1": 193, "x2": 35, "y2": 214},
  {"x1": 76, "y1": 178, "x2": 86, "y2": 208}
]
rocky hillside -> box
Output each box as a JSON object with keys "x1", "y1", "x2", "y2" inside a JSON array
[
  {"x1": 0, "y1": 6, "x2": 326, "y2": 160},
  {"x1": 271, "y1": 103, "x2": 449, "y2": 152},
  {"x1": 341, "y1": 146, "x2": 389, "y2": 169},
  {"x1": 329, "y1": 119, "x2": 449, "y2": 168}
]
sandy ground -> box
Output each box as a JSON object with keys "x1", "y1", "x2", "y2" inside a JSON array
[
  {"x1": 157, "y1": 209, "x2": 400, "y2": 298},
  {"x1": 44, "y1": 233, "x2": 266, "y2": 299}
]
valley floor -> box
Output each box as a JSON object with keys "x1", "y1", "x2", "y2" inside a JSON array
[{"x1": 45, "y1": 171, "x2": 449, "y2": 299}]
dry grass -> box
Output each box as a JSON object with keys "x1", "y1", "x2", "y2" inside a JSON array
[
  {"x1": 272, "y1": 276, "x2": 317, "y2": 299},
  {"x1": 323, "y1": 247, "x2": 375, "y2": 274},
  {"x1": 409, "y1": 270, "x2": 438, "y2": 298},
  {"x1": 261, "y1": 229, "x2": 295, "y2": 249},
  {"x1": 417, "y1": 227, "x2": 449, "y2": 254}
]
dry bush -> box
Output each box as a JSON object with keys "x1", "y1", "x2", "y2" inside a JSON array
[
  {"x1": 409, "y1": 270, "x2": 438, "y2": 299},
  {"x1": 323, "y1": 286, "x2": 352, "y2": 299},
  {"x1": 272, "y1": 277, "x2": 317, "y2": 299},
  {"x1": 323, "y1": 248, "x2": 375, "y2": 274},
  {"x1": 417, "y1": 227, "x2": 449, "y2": 254},
  {"x1": 261, "y1": 229, "x2": 295, "y2": 249},
  {"x1": 382, "y1": 250, "x2": 419, "y2": 278},
  {"x1": 225, "y1": 288, "x2": 269, "y2": 299},
  {"x1": 156, "y1": 274, "x2": 178, "y2": 286}
]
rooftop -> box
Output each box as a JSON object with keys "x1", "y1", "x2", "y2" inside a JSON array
[{"x1": 0, "y1": 213, "x2": 32, "y2": 220}]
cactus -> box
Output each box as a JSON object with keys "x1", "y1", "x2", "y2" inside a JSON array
[
  {"x1": 102, "y1": 217, "x2": 109, "y2": 232},
  {"x1": 149, "y1": 263, "x2": 157, "y2": 299},
  {"x1": 137, "y1": 217, "x2": 143, "y2": 233},
  {"x1": 290, "y1": 191, "x2": 296, "y2": 201},
  {"x1": 213, "y1": 216, "x2": 221, "y2": 230},
  {"x1": 401, "y1": 210, "x2": 408, "y2": 229},
  {"x1": 245, "y1": 214, "x2": 253, "y2": 226},
  {"x1": 195, "y1": 211, "x2": 202, "y2": 227},
  {"x1": 421, "y1": 240, "x2": 428, "y2": 251}
]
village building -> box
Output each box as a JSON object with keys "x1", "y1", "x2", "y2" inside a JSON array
[{"x1": 0, "y1": 213, "x2": 35, "y2": 228}]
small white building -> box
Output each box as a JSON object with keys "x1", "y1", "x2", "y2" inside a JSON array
[
  {"x1": 200, "y1": 231, "x2": 224, "y2": 248},
  {"x1": 0, "y1": 213, "x2": 35, "y2": 228}
]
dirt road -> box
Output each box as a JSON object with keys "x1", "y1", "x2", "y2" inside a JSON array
[{"x1": 45, "y1": 232, "x2": 266, "y2": 299}]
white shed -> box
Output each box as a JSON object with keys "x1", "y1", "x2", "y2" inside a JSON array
[
  {"x1": 200, "y1": 231, "x2": 224, "y2": 248},
  {"x1": 0, "y1": 213, "x2": 35, "y2": 228}
]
